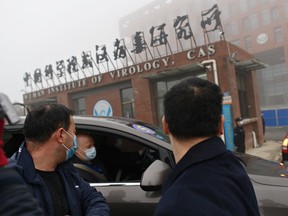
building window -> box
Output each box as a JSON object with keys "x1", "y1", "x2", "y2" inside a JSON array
[
  {"x1": 249, "y1": 0, "x2": 256, "y2": 8},
  {"x1": 250, "y1": 14, "x2": 258, "y2": 29},
  {"x1": 155, "y1": 73, "x2": 207, "y2": 126},
  {"x1": 244, "y1": 36, "x2": 252, "y2": 51},
  {"x1": 225, "y1": 22, "x2": 238, "y2": 37},
  {"x1": 262, "y1": 9, "x2": 271, "y2": 25},
  {"x1": 225, "y1": 23, "x2": 232, "y2": 37},
  {"x1": 73, "y1": 97, "x2": 86, "y2": 115},
  {"x1": 221, "y1": 5, "x2": 229, "y2": 20},
  {"x1": 237, "y1": 73, "x2": 249, "y2": 118},
  {"x1": 231, "y1": 39, "x2": 241, "y2": 47},
  {"x1": 240, "y1": 0, "x2": 248, "y2": 12},
  {"x1": 285, "y1": 1, "x2": 288, "y2": 19},
  {"x1": 121, "y1": 88, "x2": 134, "y2": 118},
  {"x1": 271, "y1": 6, "x2": 280, "y2": 21},
  {"x1": 274, "y1": 26, "x2": 283, "y2": 43},
  {"x1": 231, "y1": 21, "x2": 239, "y2": 35},
  {"x1": 242, "y1": 17, "x2": 250, "y2": 31},
  {"x1": 229, "y1": 3, "x2": 237, "y2": 17}
]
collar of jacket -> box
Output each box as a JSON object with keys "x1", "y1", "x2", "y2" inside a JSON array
[
  {"x1": 12, "y1": 141, "x2": 69, "y2": 184},
  {"x1": 164, "y1": 136, "x2": 227, "y2": 190}
]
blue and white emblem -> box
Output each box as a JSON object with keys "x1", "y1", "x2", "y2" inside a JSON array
[{"x1": 93, "y1": 100, "x2": 113, "y2": 117}]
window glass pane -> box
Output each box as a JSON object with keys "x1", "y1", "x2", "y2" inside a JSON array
[
  {"x1": 231, "y1": 39, "x2": 241, "y2": 47},
  {"x1": 262, "y1": 9, "x2": 271, "y2": 25},
  {"x1": 156, "y1": 81, "x2": 167, "y2": 97},
  {"x1": 121, "y1": 88, "x2": 134, "y2": 118},
  {"x1": 229, "y1": 3, "x2": 237, "y2": 17},
  {"x1": 121, "y1": 88, "x2": 133, "y2": 102},
  {"x1": 231, "y1": 21, "x2": 239, "y2": 35},
  {"x1": 73, "y1": 97, "x2": 86, "y2": 115},
  {"x1": 274, "y1": 27, "x2": 283, "y2": 43},
  {"x1": 244, "y1": 36, "x2": 252, "y2": 51},
  {"x1": 250, "y1": 14, "x2": 258, "y2": 29},
  {"x1": 271, "y1": 6, "x2": 279, "y2": 20},
  {"x1": 237, "y1": 74, "x2": 249, "y2": 118},
  {"x1": 242, "y1": 17, "x2": 250, "y2": 31},
  {"x1": 167, "y1": 80, "x2": 179, "y2": 90},
  {"x1": 122, "y1": 103, "x2": 134, "y2": 118},
  {"x1": 156, "y1": 98, "x2": 164, "y2": 126},
  {"x1": 240, "y1": 0, "x2": 248, "y2": 12}
]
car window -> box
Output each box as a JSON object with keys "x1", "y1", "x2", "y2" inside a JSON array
[
  {"x1": 73, "y1": 130, "x2": 160, "y2": 183},
  {"x1": 3, "y1": 123, "x2": 164, "y2": 183}
]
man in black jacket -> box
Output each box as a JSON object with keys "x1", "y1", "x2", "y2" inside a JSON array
[
  {"x1": 234, "y1": 117, "x2": 246, "y2": 153},
  {"x1": 9, "y1": 104, "x2": 110, "y2": 216},
  {"x1": 155, "y1": 77, "x2": 260, "y2": 216}
]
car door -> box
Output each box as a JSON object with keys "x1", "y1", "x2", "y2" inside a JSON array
[{"x1": 75, "y1": 124, "x2": 174, "y2": 216}]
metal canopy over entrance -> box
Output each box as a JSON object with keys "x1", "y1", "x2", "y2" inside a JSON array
[
  {"x1": 142, "y1": 62, "x2": 205, "y2": 79},
  {"x1": 234, "y1": 58, "x2": 268, "y2": 71}
]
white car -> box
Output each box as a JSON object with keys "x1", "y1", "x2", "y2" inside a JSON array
[{"x1": 4, "y1": 116, "x2": 288, "y2": 216}]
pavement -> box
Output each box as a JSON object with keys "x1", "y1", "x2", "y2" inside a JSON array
[{"x1": 246, "y1": 140, "x2": 282, "y2": 163}]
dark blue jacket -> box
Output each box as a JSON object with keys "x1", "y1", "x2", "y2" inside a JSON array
[
  {"x1": 9, "y1": 142, "x2": 110, "y2": 216},
  {"x1": 154, "y1": 137, "x2": 260, "y2": 216},
  {"x1": 0, "y1": 167, "x2": 45, "y2": 215}
]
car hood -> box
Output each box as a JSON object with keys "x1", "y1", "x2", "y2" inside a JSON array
[{"x1": 249, "y1": 174, "x2": 288, "y2": 187}]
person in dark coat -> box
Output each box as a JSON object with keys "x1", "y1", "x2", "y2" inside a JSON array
[
  {"x1": 0, "y1": 117, "x2": 44, "y2": 216},
  {"x1": 261, "y1": 113, "x2": 265, "y2": 137},
  {"x1": 155, "y1": 77, "x2": 260, "y2": 216},
  {"x1": 234, "y1": 117, "x2": 246, "y2": 153},
  {"x1": 9, "y1": 104, "x2": 110, "y2": 216}
]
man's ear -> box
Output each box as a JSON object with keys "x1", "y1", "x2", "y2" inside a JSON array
[
  {"x1": 218, "y1": 115, "x2": 225, "y2": 135},
  {"x1": 56, "y1": 128, "x2": 65, "y2": 143},
  {"x1": 162, "y1": 116, "x2": 170, "y2": 135}
]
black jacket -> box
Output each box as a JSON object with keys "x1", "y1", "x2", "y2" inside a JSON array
[
  {"x1": 154, "y1": 137, "x2": 260, "y2": 216},
  {"x1": 9, "y1": 142, "x2": 110, "y2": 216},
  {"x1": 0, "y1": 166, "x2": 44, "y2": 216}
]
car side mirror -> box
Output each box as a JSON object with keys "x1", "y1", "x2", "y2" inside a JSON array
[{"x1": 140, "y1": 159, "x2": 171, "y2": 191}]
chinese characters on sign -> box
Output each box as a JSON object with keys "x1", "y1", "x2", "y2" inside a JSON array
[
  {"x1": 201, "y1": 4, "x2": 225, "y2": 43},
  {"x1": 23, "y1": 4, "x2": 223, "y2": 92}
]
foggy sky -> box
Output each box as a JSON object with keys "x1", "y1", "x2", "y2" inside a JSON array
[{"x1": 0, "y1": 0, "x2": 155, "y2": 102}]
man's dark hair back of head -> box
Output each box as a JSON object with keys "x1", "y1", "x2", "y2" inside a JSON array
[
  {"x1": 164, "y1": 77, "x2": 223, "y2": 140},
  {"x1": 24, "y1": 104, "x2": 73, "y2": 143}
]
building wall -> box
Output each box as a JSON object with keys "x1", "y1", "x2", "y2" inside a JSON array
[
  {"x1": 23, "y1": 41, "x2": 264, "y2": 149},
  {"x1": 118, "y1": 0, "x2": 288, "y2": 127}
]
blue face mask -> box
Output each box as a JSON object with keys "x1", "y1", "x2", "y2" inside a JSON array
[
  {"x1": 79, "y1": 147, "x2": 96, "y2": 161},
  {"x1": 61, "y1": 130, "x2": 78, "y2": 160}
]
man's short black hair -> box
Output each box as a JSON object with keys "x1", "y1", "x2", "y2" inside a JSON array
[
  {"x1": 24, "y1": 104, "x2": 73, "y2": 143},
  {"x1": 163, "y1": 77, "x2": 223, "y2": 140}
]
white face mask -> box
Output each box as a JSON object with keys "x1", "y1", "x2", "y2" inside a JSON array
[{"x1": 79, "y1": 146, "x2": 96, "y2": 161}]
